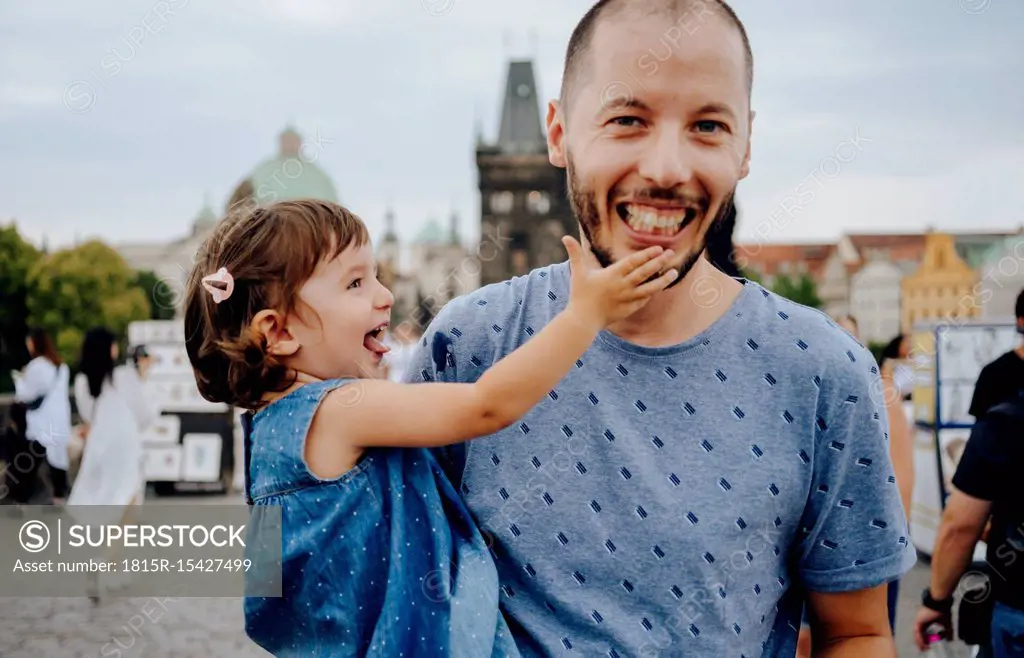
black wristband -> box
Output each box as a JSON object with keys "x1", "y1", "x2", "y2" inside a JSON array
[{"x1": 921, "y1": 588, "x2": 954, "y2": 613}]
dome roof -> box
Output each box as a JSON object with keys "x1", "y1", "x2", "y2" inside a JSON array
[
  {"x1": 979, "y1": 234, "x2": 1024, "y2": 267},
  {"x1": 190, "y1": 195, "x2": 218, "y2": 235},
  {"x1": 226, "y1": 127, "x2": 339, "y2": 212},
  {"x1": 415, "y1": 218, "x2": 445, "y2": 244}
]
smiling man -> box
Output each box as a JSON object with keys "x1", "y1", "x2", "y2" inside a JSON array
[{"x1": 404, "y1": 1, "x2": 915, "y2": 655}]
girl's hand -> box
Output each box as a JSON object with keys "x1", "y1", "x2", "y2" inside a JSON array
[{"x1": 562, "y1": 236, "x2": 678, "y2": 330}]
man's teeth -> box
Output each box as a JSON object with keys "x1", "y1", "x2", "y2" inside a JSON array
[{"x1": 624, "y1": 207, "x2": 687, "y2": 235}]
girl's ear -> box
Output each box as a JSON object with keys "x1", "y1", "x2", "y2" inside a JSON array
[{"x1": 251, "y1": 310, "x2": 300, "y2": 357}]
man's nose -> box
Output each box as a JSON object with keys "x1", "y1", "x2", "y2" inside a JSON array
[{"x1": 637, "y1": 126, "x2": 694, "y2": 190}]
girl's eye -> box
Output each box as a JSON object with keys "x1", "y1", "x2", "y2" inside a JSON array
[{"x1": 348, "y1": 278, "x2": 362, "y2": 289}]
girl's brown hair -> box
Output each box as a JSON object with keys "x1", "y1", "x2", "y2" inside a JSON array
[
  {"x1": 184, "y1": 199, "x2": 370, "y2": 410},
  {"x1": 26, "y1": 327, "x2": 62, "y2": 367}
]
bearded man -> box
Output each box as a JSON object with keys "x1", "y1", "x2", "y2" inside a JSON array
[{"x1": 404, "y1": 1, "x2": 915, "y2": 655}]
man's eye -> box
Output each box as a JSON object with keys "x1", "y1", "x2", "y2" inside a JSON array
[
  {"x1": 610, "y1": 116, "x2": 643, "y2": 128},
  {"x1": 695, "y1": 120, "x2": 726, "y2": 133}
]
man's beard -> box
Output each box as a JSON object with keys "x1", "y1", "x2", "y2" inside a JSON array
[{"x1": 565, "y1": 155, "x2": 734, "y2": 290}]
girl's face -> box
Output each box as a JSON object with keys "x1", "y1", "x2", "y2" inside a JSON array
[
  {"x1": 25, "y1": 337, "x2": 35, "y2": 357},
  {"x1": 286, "y1": 242, "x2": 395, "y2": 381}
]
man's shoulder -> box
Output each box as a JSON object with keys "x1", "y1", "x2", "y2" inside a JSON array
[
  {"x1": 432, "y1": 261, "x2": 568, "y2": 329},
  {"x1": 747, "y1": 285, "x2": 876, "y2": 383},
  {"x1": 985, "y1": 350, "x2": 1022, "y2": 374}
]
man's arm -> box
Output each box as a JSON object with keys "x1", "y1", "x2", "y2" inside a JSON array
[
  {"x1": 927, "y1": 489, "x2": 990, "y2": 599},
  {"x1": 911, "y1": 413, "x2": 1007, "y2": 649},
  {"x1": 807, "y1": 586, "x2": 893, "y2": 657}
]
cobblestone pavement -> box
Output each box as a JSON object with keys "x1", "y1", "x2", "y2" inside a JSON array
[
  {"x1": 0, "y1": 490, "x2": 980, "y2": 657},
  {"x1": 0, "y1": 596, "x2": 268, "y2": 658},
  {"x1": 0, "y1": 492, "x2": 268, "y2": 657}
]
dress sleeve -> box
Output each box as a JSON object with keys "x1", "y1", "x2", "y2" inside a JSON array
[
  {"x1": 116, "y1": 366, "x2": 160, "y2": 430},
  {"x1": 73, "y1": 373, "x2": 95, "y2": 424}
]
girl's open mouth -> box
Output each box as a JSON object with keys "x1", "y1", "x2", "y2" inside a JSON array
[{"x1": 363, "y1": 323, "x2": 390, "y2": 355}]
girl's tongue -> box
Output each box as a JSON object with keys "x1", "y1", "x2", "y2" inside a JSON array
[{"x1": 363, "y1": 332, "x2": 390, "y2": 355}]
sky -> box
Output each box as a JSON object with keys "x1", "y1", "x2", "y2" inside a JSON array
[{"x1": 1, "y1": 0, "x2": 1022, "y2": 252}]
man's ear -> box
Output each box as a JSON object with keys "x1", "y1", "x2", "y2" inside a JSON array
[
  {"x1": 250, "y1": 309, "x2": 300, "y2": 357},
  {"x1": 739, "y1": 109, "x2": 755, "y2": 180},
  {"x1": 546, "y1": 100, "x2": 567, "y2": 168}
]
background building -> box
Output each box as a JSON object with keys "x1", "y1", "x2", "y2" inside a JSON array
[
  {"x1": 901, "y1": 232, "x2": 979, "y2": 331},
  {"x1": 475, "y1": 60, "x2": 575, "y2": 285}
]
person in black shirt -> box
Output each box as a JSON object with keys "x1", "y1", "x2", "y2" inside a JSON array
[
  {"x1": 969, "y1": 289, "x2": 1024, "y2": 419},
  {"x1": 913, "y1": 390, "x2": 1024, "y2": 655}
]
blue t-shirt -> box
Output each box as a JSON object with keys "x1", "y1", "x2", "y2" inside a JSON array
[{"x1": 404, "y1": 261, "x2": 916, "y2": 657}]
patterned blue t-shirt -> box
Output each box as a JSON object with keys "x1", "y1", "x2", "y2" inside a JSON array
[{"x1": 403, "y1": 261, "x2": 916, "y2": 657}]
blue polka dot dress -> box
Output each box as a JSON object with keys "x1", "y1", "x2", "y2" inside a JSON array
[{"x1": 242, "y1": 379, "x2": 518, "y2": 657}]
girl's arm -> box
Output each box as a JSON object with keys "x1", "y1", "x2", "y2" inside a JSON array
[
  {"x1": 73, "y1": 373, "x2": 95, "y2": 425},
  {"x1": 326, "y1": 238, "x2": 677, "y2": 450}
]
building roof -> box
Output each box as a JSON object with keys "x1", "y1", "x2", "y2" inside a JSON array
[
  {"x1": 495, "y1": 60, "x2": 546, "y2": 155},
  {"x1": 733, "y1": 243, "x2": 834, "y2": 278},
  {"x1": 228, "y1": 127, "x2": 339, "y2": 210},
  {"x1": 191, "y1": 198, "x2": 217, "y2": 234},
  {"x1": 415, "y1": 218, "x2": 446, "y2": 245},
  {"x1": 979, "y1": 234, "x2": 1024, "y2": 267}
]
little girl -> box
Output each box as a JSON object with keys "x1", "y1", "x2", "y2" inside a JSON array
[{"x1": 183, "y1": 199, "x2": 676, "y2": 657}]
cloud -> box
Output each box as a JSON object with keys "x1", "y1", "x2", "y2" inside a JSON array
[{"x1": 1, "y1": 0, "x2": 1022, "y2": 253}]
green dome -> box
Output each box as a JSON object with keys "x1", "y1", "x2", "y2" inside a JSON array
[
  {"x1": 415, "y1": 218, "x2": 445, "y2": 244},
  {"x1": 230, "y1": 127, "x2": 339, "y2": 209},
  {"x1": 979, "y1": 235, "x2": 1024, "y2": 267},
  {"x1": 248, "y1": 156, "x2": 338, "y2": 204}
]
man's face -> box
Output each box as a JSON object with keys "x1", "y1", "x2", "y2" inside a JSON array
[{"x1": 547, "y1": 10, "x2": 753, "y2": 281}]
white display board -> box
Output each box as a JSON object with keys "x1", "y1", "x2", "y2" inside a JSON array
[
  {"x1": 143, "y1": 446, "x2": 183, "y2": 481},
  {"x1": 936, "y1": 324, "x2": 1019, "y2": 385},
  {"x1": 181, "y1": 434, "x2": 223, "y2": 482},
  {"x1": 141, "y1": 415, "x2": 180, "y2": 445},
  {"x1": 128, "y1": 319, "x2": 231, "y2": 488},
  {"x1": 910, "y1": 425, "x2": 986, "y2": 560}
]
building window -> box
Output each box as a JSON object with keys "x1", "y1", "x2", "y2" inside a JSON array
[
  {"x1": 490, "y1": 191, "x2": 514, "y2": 214},
  {"x1": 527, "y1": 191, "x2": 550, "y2": 215}
]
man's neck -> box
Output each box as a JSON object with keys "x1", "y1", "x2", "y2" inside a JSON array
[
  {"x1": 1015, "y1": 343, "x2": 1024, "y2": 360},
  {"x1": 604, "y1": 256, "x2": 744, "y2": 348}
]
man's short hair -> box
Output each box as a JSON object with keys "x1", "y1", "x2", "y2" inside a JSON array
[
  {"x1": 560, "y1": 0, "x2": 754, "y2": 108},
  {"x1": 1016, "y1": 287, "x2": 1024, "y2": 320}
]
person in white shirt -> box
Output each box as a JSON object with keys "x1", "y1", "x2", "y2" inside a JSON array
[
  {"x1": 70, "y1": 327, "x2": 158, "y2": 513},
  {"x1": 12, "y1": 327, "x2": 72, "y2": 503}
]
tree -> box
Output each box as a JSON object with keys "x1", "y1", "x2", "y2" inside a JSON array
[
  {"x1": 26, "y1": 240, "x2": 150, "y2": 363},
  {"x1": 132, "y1": 270, "x2": 178, "y2": 320},
  {"x1": 0, "y1": 224, "x2": 42, "y2": 392},
  {"x1": 771, "y1": 273, "x2": 823, "y2": 309}
]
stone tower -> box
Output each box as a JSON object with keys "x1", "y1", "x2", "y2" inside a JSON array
[{"x1": 475, "y1": 59, "x2": 574, "y2": 285}]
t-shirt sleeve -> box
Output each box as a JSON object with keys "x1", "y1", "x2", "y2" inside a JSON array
[
  {"x1": 951, "y1": 415, "x2": 1014, "y2": 501},
  {"x1": 795, "y1": 349, "x2": 917, "y2": 593}
]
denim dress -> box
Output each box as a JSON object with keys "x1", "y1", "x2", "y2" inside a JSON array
[{"x1": 242, "y1": 379, "x2": 519, "y2": 658}]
